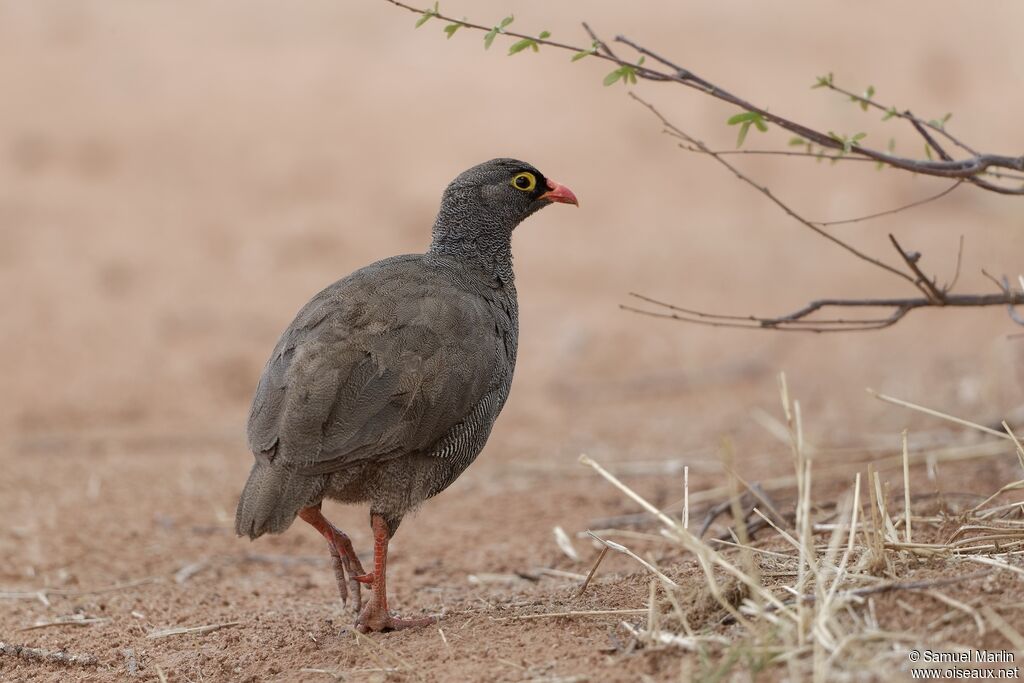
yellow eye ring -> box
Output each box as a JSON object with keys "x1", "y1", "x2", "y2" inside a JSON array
[{"x1": 511, "y1": 172, "x2": 537, "y2": 192}]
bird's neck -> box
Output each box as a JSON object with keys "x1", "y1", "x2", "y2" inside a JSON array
[{"x1": 428, "y1": 216, "x2": 515, "y2": 284}]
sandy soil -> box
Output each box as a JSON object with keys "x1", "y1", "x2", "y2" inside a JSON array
[{"x1": 1, "y1": 1, "x2": 1023, "y2": 681}]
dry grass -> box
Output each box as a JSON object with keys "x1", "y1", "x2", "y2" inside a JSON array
[{"x1": 578, "y1": 373, "x2": 1024, "y2": 681}]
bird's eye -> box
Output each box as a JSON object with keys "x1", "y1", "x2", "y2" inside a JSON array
[{"x1": 511, "y1": 172, "x2": 536, "y2": 192}]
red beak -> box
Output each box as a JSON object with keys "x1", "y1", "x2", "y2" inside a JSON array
[{"x1": 538, "y1": 178, "x2": 579, "y2": 206}]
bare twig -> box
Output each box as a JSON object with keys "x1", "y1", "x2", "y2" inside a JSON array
[
  {"x1": 630, "y1": 93, "x2": 917, "y2": 289},
  {"x1": 888, "y1": 234, "x2": 945, "y2": 303},
  {"x1": 0, "y1": 641, "x2": 98, "y2": 667},
  {"x1": 20, "y1": 615, "x2": 110, "y2": 631},
  {"x1": 623, "y1": 291, "x2": 1023, "y2": 333},
  {"x1": 494, "y1": 608, "x2": 647, "y2": 622},
  {"x1": 944, "y1": 235, "x2": 966, "y2": 293},
  {"x1": 813, "y1": 182, "x2": 963, "y2": 228},
  {"x1": 805, "y1": 571, "x2": 992, "y2": 607},
  {"x1": 823, "y1": 82, "x2": 976, "y2": 156},
  {"x1": 622, "y1": 98, "x2": 1022, "y2": 332},
  {"x1": 147, "y1": 622, "x2": 241, "y2": 639},
  {"x1": 868, "y1": 389, "x2": 1015, "y2": 440},
  {"x1": 575, "y1": 546, "x2": 610, "y2": 601},
  {"x1": 586, "y1": 531, "x2": 678, "y2": 588}
]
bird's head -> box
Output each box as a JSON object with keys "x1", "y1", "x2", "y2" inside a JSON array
[
  {"x1": 430, "y1": 158, "x2": 577, "y2": 275},
  {"x1": 437, "y1": 158, "x2": 578, "y2": 231}
]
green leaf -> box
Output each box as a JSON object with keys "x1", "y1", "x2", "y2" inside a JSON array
[
  {"x1": 508, "y1": 38, "x2": 537, "y2": 54},
  {"x1": 443, "y1": 22, "x2": 462, "y2": 39},
  {"x1": 859, "y1": 85, "x2": 875, "y2": 111},
  {"x1": 882, "y1": 106, "x2": 898, "y2": 121},
  {"x1": 788, "y1": 136, "x2": 806, "y2": 146},
  {"x1": 572, "y1": 41, "x2": 599, "y2": 62},
  {"x1": 736, "y1": 120, "x2": 752, "y2": 148},
  {"x1": 415, "y1": 1, "x2": 439, "y2": 28},
  {"x1": 811, "y1": 72, "x2": 834, "y2": 89},
  {"x1": 851, "y1": 132, "x2": 867, "y2": 143},
  {"x1": 603, "y1": 66, "x2": 629, "y2": 86},
  {"x1": 727, "y1": 111, "x2": 767, "y2": 146},
  {"x1": 509, "y1": 30, "x2": 549, "y2": 55},
  {"x1": 602, "y1": 58, "x2": 644, "y2": 87},
  {"x1": 924, "y1": 144, "x2": 934, "y2": 160},
  {"x1": 483, "y1": 15, "x2": 514, "y2": 49},
  {"x1": 727, "y1": 112, "x2": 757, "y2": 125},
  {"x1": 603, "y1": 69, "x2": 622, "y2": 86}
]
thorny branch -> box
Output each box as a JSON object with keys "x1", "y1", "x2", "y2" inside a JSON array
[
  {"x1": 626, "y1": 95, "x2": 1024, "y2": 331},
  {"x1": 383, "y1": 0, "x2": 1024, "y2": 331},
  {"x1": 627, "y1": 92, "x2": 916, "y2": 289},
  {"x1": 384, "y1": 0, "x2": 1024, "y2": 190},
  {"x1": 623, "y1": 292, "x2": 1024, "y2": 333}
]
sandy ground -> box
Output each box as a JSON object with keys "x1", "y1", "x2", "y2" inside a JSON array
[{"x1": 1, "y1": 1, "x2": 1023, "y2": 681}]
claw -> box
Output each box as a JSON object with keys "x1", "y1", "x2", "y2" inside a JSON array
[
  {"x1": 337, "y1": 548, "x2": 362, "y2": 615},
  {"x1": 326, "y1": 541, "x2": 349, "y2": 605}
]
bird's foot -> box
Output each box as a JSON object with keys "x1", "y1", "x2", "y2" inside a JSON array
[
  {"x1": 353, "y1": 572, "x2": 375, "y2": 585},
  {"x1": 299, "y1": 507, "x2": 366, "y2": 617},
  {"x1": 355, "y1": 606, "x2": 436, "y2": 633},
  {"x1": 356, "y1": 598, "x2": 436, "y2": 634}
]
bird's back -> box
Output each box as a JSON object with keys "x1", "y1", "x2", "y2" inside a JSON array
[{"x1": 236, "y1": 253, "x2": 517, "y2": 537}]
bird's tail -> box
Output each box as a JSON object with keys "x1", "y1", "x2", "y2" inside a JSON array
[{"x1": 235, "y1": 459, "x2": 322, "y2": 539}]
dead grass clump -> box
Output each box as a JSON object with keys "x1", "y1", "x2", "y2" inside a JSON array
[{"x1": 579, "y1": 374, "x2": 1024, "y2": 681}]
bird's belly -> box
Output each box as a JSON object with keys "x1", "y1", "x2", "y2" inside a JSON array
[
  {"x1": 323, "y1": 454, "x2": 457, "y2": 515},
  {"x1": 321, "y1": 382, "x2": 510, "y2": 519}
]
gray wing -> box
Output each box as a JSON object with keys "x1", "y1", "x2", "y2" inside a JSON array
[{"x1": 246, "y1": 256, "x2": 504, "y2": 473}]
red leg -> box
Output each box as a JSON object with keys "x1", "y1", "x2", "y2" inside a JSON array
[
  {"x1": 356, "y1": 514, "x2": 436, "y2": 633},
  {"x1": 298, "y1": 505, "x2": 366, "y2": 615}
]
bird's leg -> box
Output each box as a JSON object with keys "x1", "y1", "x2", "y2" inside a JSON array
[
  {"x1": 298, "y1": 505, "x2": 367, "y2": 615},
  {"x1": 355, "y1": 514, "x2": 436, "y2": 633}
]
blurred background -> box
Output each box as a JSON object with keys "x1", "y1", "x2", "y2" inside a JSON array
[
  {"x1": 0, "y1": 0, "x2": 1022, "y2": 676},
  {"x1": 2, "y1": 0, "x2": 1022, "y2": 447},
  {"x1": 1, "y1": 1, "x2": 1021, "y2": 450}
]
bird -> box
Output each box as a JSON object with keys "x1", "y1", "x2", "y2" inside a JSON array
[{"x1": 235, "y1": 158, "x2": 578, "y2": 632}]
